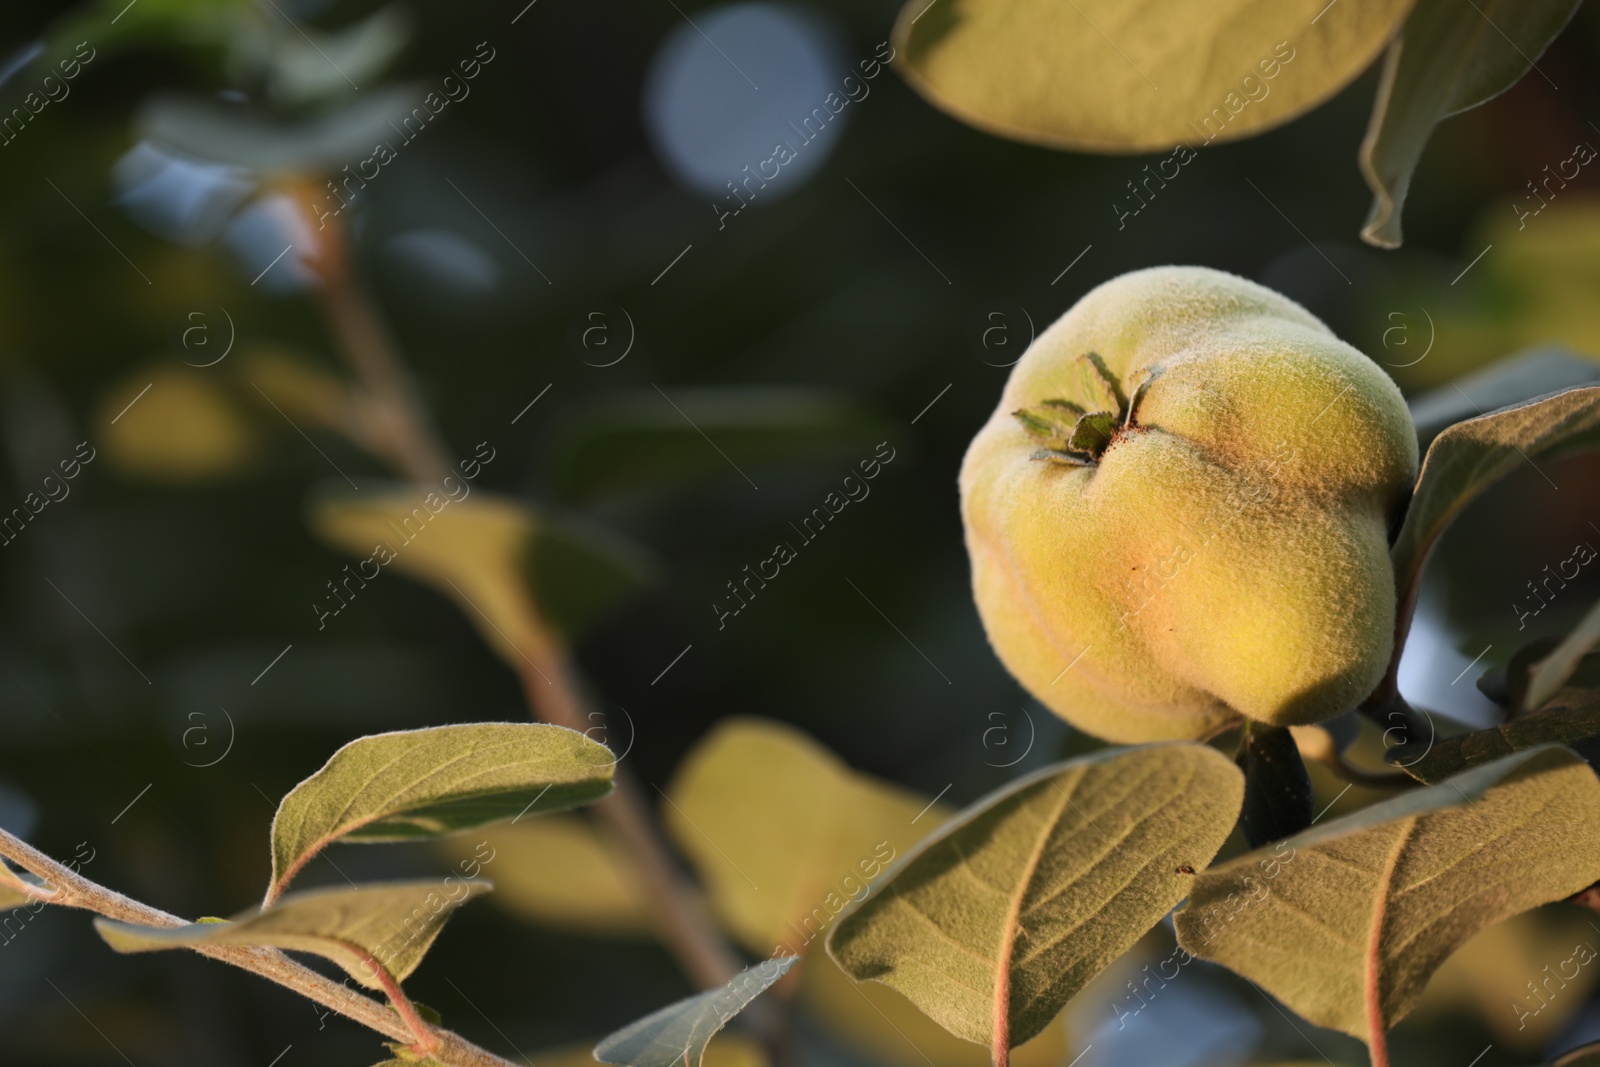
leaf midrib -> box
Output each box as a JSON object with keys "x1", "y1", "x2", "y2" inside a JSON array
[{"x1": 992, "y1": 783, "x2": 1074, "y2": 1053}]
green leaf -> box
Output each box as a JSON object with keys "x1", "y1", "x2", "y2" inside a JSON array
[
  {"x1": 95, "y1": 880, "x2": 492, "y2": 990},
  {"x1": 1390, "y1": 386, "x2": 1600, "y2": 650},
  {"x1": 1237, "y1": 722, "x2": 1314, "y2": 848},
  {"x1": 1387, "y1": 690, "x2": 1600, "y2": 783},
  {"x1": 1526, "y1": 596, "x2": 1600, "y2": 712},
  {"x1": 1078, "y1": 352, "x2": 1126, "y2": 412},
  {"x1": 309, "y1": 485, "x2": 651, "y2": 657},
  {"x1": 0, "y1": 862, "x2": 52, "y2": 908},
  {"x1": 439, "y1": 817, "x2": 651, "y2": 937},
  {"x1": 593, "y1": 956, "x2": 798, "y2": 1067},
  {"x1": 826, "y1": 744, "x2": 1242, "y2": 1053},
  {"x1": 1174, "y1": 745, "x2": 1600, "y2": 1045},
  {"x1": 548, "y1": 387, "x2": 888, "y2": 500},
  {"x1": 268, "y1": 723, "x2": 614, "y2": 903},
  {"x1": 1359, "y1": 0, "x2": 1582, "y2": 248},
  {"x1": 892, "y1": 0, "x2": 1414, "y2": 152},
  {"x1": 1407, "y1": 347, "x2": 1600, "y2": 452},
  {"x1": 1067, "y1": 411, "x2": 1118, "y2": 456},
  {"x1": 98, "y1": 365, "x2": 261, "y2": 483},
  {"x1": 137, "y1": 87, "x2": 421, "y2": 171},
  {"x1": 0, "y1": 877, "x2": 36, "y2": 909},
  {"x1": 1014, "y1": 406, "x2": 1075, "y2": 442},
  {"x1": 258, "y1": 6, "x2": 411, "y2": 106},
  {"x1": 663, "y1": 717, "x2": 953, "y2": 955}
]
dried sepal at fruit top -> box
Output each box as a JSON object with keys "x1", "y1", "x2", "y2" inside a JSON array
[{"x1": 1015, "y1": 353, "x2": 1156, "y2": 465}]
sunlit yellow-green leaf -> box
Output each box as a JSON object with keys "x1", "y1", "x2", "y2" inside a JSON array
[
  {"x1": 664, "y1": 717, "x2": 951, "y2": 956},
  {"x1": 95, "y1": 880, "x2": 491, "y2": 990},
  {"x1": 1174, "y1": 746, "x2": 1600, "y2": 1045},
  {"x1": 0, "y1": 862, "x2": 50, "y2": 908},
  {"x1": 268, "y1": 723, "x2": 614, "y2": 903},
  {"x1": 594, "y1": 956, "x2": 798, "y2": 1067},
  {"x1": 893, "y1": 0, "x2": 1413, "y2": 152},
  {"x1": 98, "y1": 365, "x2": 259, "y2": 482},
  {"x1": 1413, "y1": 906, "x2": 1600, "y2": 1055},
  {"x1": 827, "y1": 744, "x2": 1242, "y2": 1053},
  {"x1": 1359, "y1": 0, "x2": 1582, "y2": 248},
  {"x1": 661, "y1": 718, "x2": 1071, "y2": 1064},
  {"x1": 309, "y1": 485, "x2": 650, "y2": 658},
  {"x1": 237, "y1": 346, "x2": 350, "y2": 429},
  {"x1": 437, "y1": 816, "x2": 650, "y2": 936}
]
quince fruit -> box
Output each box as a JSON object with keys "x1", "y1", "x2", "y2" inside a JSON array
[{"x1": 960, "y1": 266, "x2": 1417, "y2": 742}]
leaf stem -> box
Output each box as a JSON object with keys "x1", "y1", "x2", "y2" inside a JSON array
[
  {"x1": 346, "y1": 941, "x2": 440, "y2": 1055},
  {"x1": 0, "y1": 827, "x2": 517, "y2": 1067}
]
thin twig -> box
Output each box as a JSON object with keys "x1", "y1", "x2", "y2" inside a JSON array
[
  {"x1": 0, "y1": 827, "x2": 517, "y2": 1067},
  {"x1": 291, "y1": 184, "x2": 749, "y2": 997},
  {"x1": 301, "y1": 191, "x2": 452, "y2": 484},
  {"x1": 510, "y1": 634, "x2": 747, "y2": 993}
]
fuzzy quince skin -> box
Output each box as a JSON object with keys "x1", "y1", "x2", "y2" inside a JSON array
[{"x1": 960, "y1": 266, "x2": 1418, "y2": 743}]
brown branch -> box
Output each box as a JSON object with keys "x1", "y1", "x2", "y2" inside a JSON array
[
  {"x1": 288, "y1": 184, "x2": 749, "y2": 998},
  {"x1": 0, "y1": 827, "x2": 517, "y2": 1067},
  {"x1": 300, "y1": 195, "x2": 452, "y2": 485},
  {"x1": 511, "y1": 640, "x2": 746, "y2": 993}
]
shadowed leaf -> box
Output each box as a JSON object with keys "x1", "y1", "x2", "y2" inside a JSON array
[
  {"x1": 1238, "y1": 722, "x2": 1314, "y2": 848},
  {"x1": 1525, "y1": 597, "x2": 1600, "y2": 713},
  {"x1": 892, "y1": 0, "x2": 1413, "y2": 152},
  {"x1": 96, "y1": 880, "x2": 492, "y2": 990},
  {"x1": 548, "y1": 387, "x2": 887, "y2": 500},
  {"x1": 826, "y1": 744, "x2": 1242, "y2": 1053},
  {"x1": 594, "y1": 956, "x2": 798, "y2": 1067},
  {"x1": 1359, "y1": 0, "x2": 1582, "y2": 248},
  {"x1": 1174, "y1": 746, "x2": 1600, "y2": 1045},
  {"x1": 268, "y1": 723, "x2": 613, "y2": 902},
  {"x1": 1391, "y1": 386, "x2": 1600, "y2": 650}
]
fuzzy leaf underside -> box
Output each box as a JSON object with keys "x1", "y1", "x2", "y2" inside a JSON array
[
  {"x1": 1174, "y1": 746, "x2": 1600, "y2": 1042},
  {"x1": 96, "y1": 880, "x2": 492, "y2": 990},
  {"x1": 826, "y1": 744, "x2": 1243, "y2": 1050},
  {"x1": 1388, "y1": 690, "x2": 1600, "y2": 783}
]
